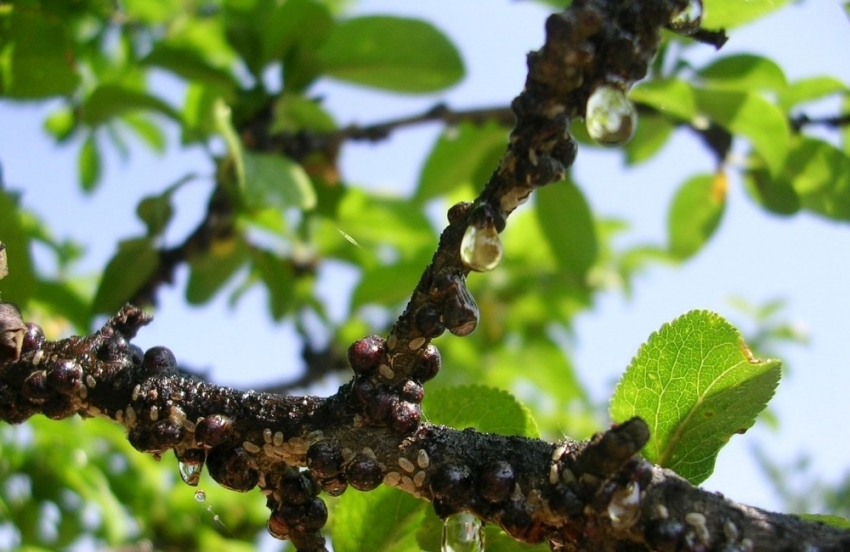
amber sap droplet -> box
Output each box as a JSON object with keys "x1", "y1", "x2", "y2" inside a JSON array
[
  {"x1": 460, "y1": 219, "x2": 503, "y2": 272},
  {"x1": 442, "y1": 512, "x2": 485, "y2": 552},
  {"x1": 670, "y1": 0, "x2": 703, "y2": 36},
  {"x1": 585, "y1": 85, "x2": 637, "y2": 146}
]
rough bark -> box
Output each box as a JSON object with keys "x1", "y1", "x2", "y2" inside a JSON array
[{"x1": 2, "y1": 0, "x2": 849, "y2": 551}]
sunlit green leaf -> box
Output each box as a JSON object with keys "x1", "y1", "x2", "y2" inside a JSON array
[
  {"x1": 143, "y1": 44, "x2": 237, "y2": 90},
  {"x1": 82, "y1": 85, "x2": 181, "y2": 126},
  {"x1": 332, "y1": 485, "x2": 425, "y2": 552},
  {"x1": 416, "y1": 121, "x2": 508, "y2": 202},
  {"x1": 785, "y1": 137, "x2": 850, "y2": 221},
  {"x1": 778, "y1": 76, "x2": 847, "y2": 111},
  {"x1": 694, "y1": 88, "x2": 789, "y2": 177},
  {"x1": 334, "y1": 189, "x2": 436, "y2": 253},
  {"x1": 123, "y1": 114, "x2": 167, "y2": 153},
  {"x1": 44, "y1": 108, "x2": 76, "y2": 142},
  {"x1": 697, "y1": 54, "x2": 787, "y2": 92},
  {"x1": 625, "y1": 113, "x2": 675, "y2": 165},
  {"x1": 535, "y1": 179, "x2": 597, "y2": 281},
  {"x1": 318, "y1": 16, "x2": 464, "y2": 93},
  {"x1": 122, "y1": 0, "x2": 181, "y2": 23},
  {"x1": 610, "y1": 310, "x2": 781, "y2": 484},
  {"x1": 182, "y1": 83, "x2": 221, "y2": 143},
  {"x1": 667, "y1": 173, "x2": 726, "y2": 260},
  {"x1": 79, "y1": 134, "x2": 102, "y2": 193},
  {"x1": 261, "y1": 0, "x2": 334, "y2": 89},
  {"x1": 702, "y1": 0, "x2": 791, "y2": 29},
  {"x1": 0, "y1": 191, "x2": 36, "y2": 304},
  {"x1": 352, "y1": 255, "x2": 429, "y2": 309},
  {"x1": 0, "y1": 9, "x2": 80, "y2": 98},
  {"x1": 423, "y1": 384, "x2": 539, "y2": 438},
  {"x1": 795, "y1": 514, "x2": 850, "y2": 531},
  {"x1": 242, "y1": 151, "x2": 317, "y2": 211},
  {"x1": 630, "y1": 78, "x2": 696, "y2": 120},
  {"x1": 31, "y1": 280, "x2": 91, "y2": 333},
  {"x1": 92, "y1": 238, "x2": 159, "y2": 315}
]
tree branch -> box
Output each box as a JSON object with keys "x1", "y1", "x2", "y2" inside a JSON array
[
  {"x1": 3, "y1": 1, "x2": 850, "y2": 551},
  {"x1": 2, "y1": 306, "x2": 849, "y2": 550}
]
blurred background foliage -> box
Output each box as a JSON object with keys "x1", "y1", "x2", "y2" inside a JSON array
[{"x1": 1, "y1": 0, "x2": 849, "y2": 549}]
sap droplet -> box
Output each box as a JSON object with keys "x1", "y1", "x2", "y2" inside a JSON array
[
  {"x1": 460, "y1": 220, "x2": 503, "y2": 272},
  {"x1": 670, "y1": 0, "x2": 703, "y2": 36},
  {"x1": 179, "y1": 460, "x2": 203, "y2": 486},
  {"x1": 194, "y1": 489, "x2": 206, "y2": 502},
  {"x1": 608, "y1": 481, "x2": 641, "y2": 530},
  {"x1": 585, "y1": 85, "x2": 637, "y2": 146},
  {"x1": 442, "y1": 512, "x2": 485, "y2": 552}
]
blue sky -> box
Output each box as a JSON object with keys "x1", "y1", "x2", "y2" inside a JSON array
[{"x1": 2, "y1": 0, "x2": 849, "y2": 517}]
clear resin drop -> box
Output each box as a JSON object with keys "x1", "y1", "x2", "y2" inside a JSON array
[
  {"x1": 194, "y1": 489, "x2": 206, "y2": 502},
  {"x1": 585, "y1": 85, "x2": 637, "y2": 146},
  {"x1": 460, "y1": 220, "x2": 503, "y2": 272},
  {"x1": 442, "y1": 512, "x2": 485, "y2": 552},
  {"x1": 178, "y1": 460, "x2": 203, "y2": 486},
  {"x1": 670, "y1": 0, "x2": 703, "y2": 35}
]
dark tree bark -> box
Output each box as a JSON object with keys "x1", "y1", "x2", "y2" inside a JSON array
[{"x1": 2, "y1": 1, "x2": 849, "y2": 551}]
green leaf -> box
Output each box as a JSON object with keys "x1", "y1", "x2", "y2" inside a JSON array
[
  {"x1": 795, "y1": 514, "x2": 850, "y2": 531},
  {"x1": 0, "y1": 192, "x2": 36, "y2": 304},
  {"x1": 778, "y1": 76, "x2": 847, "y2": 111},
  {"x1": 250, "y1": 248, "x2": 296, "y2": 320},
  {"x1": 271, "y1": 94, "x2": 337, "y2": 134},
  {"x1": 743, "y1": 159, "x2": 800, "y2": 216},
  {"x1": 630, "y1": 78, "x2": 696, "y2": 121},
  {"x1": 423, "y1": 384, "x2": 539, "y2": 438},
  {"x1": 785, "y1": 138, "x2": 850, "y2": 221},
  {"x1": 694, "y1": 88, "x2": 789, "y2": 177},
  {"x1": 122, "y1": 0, "x2": 181, "y2": 23},
  {"x1": 44, "y1": 108, "x2": 77, "y2": 142},
  {"x1": 31, "y1": 280, "x2": 91, "y2": 333},
  {"x1": 318, "y1": 16, "x2": 464, "y2": 93},
  {"x1": 122, "y1": 114, "x2": 167, "y2": 152},
  {"x1": 331, "y1": 485, "x2": 425, "y2": 552},
  {"x1": 79, "y1": 134, "x2": 103, "y2": 193},
  {"x1": 535, "y1": 179, "x2": 597, "y2": 281},
  {"x1": 261, "y1": 0, "x2": 334, "y2": 69},
  {"x1": 92, "y1": 238, "x2": 159, "y2": 315},
  {"x1": 667, "y1": 173, "x2": 726, "y2": 260},
  {"x1": 352, "y1": 256, "x2": 429, "y2": 308},
  {"x1": 610, "y1": 310, "x2": 782, "y2": 484},
  {"x1": 242, "y1": 151, "x2": 317, "y2": 211},
  {"x1": 136, "y1": 195, "x2": 174, "y2": 238},
  {"x1": 143, "y1": 44, "x2": 237, "y2": 90},
  {"x1": 82, "y1": 85, "x2": 180, "y2": 126},
  {"x1": 332, "y1": 189, "x2": 437, "y2": 253},
  {"x1": 186, "y1": 236, "x2": 250, "y2": 305},
  {"x1": 624, "y1": 113, "x2": 675, "y2": 165},
  {"x1": 182, "y1": 83, "x2": 221, "y2": 143},
  {"x1": 416, "y1": 121, "x2": 508, "y2": 203},
  {"x1": 702, "y1": 0, "x2": 791, "y2": 29},
  {"x1": 697, "y1": 54, "x2": 787, "y2": 92},
  {"x1": 0, "y1": 9, "x2": 80, "y2": 98}
]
